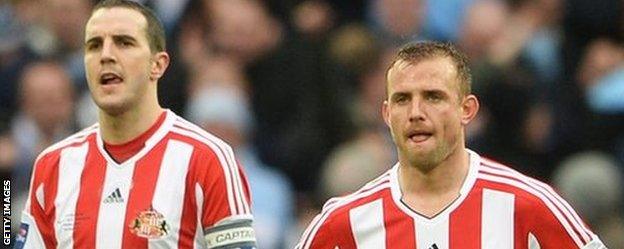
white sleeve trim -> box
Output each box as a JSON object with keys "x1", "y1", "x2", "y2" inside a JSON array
[{"x1": 581, "y1": 237, "x2": 609, "y2": 249}]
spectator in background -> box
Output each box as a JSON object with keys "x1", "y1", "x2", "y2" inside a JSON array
[
  {"x1": 187, "y1": 85, "x2": 294, "y2": 249},
  {"x1": 575, "y1": 38, "x2": 624, "y2": 161},
  {"x1": 10, "y1": 60, "x2": 76, "y2": 233},
  {"x1": 422, "y1": 0, "x2": 474, "y2": 42},
  {"x1": 458, "y1": 0, "x2": 558, "y2": 181},
  {"x1": 35, "y1": 0, "x2": 92, "y2": 89},
  {"x1": 554, "y1": 0, "x2": 623, "y2": 163},
  {"x1": 0, "y1": 1, "x2": 37, "y2": 125},
  {"x1": 553, "y1": 151, "x2": 624, "y2": 248},
  {"x1": 366, "y1": 0, "x2": 428, "y2": 46},
  {"x1": 183, "y1": 0, "x2": 353, "y2": 194},
  {"x1": 320, "y1": 26, "x2": 396, "y2": 202}
]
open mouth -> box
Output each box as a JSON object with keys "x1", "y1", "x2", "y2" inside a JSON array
[
  {"x1": 100, "y1": 72, "x2": 123, "y2": 85},
  {"x1": 407, "y1": 131, "x2": 433, "y2": 143}
]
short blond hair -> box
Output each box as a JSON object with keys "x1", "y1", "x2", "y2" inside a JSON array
[{"x1": 386, "y1": 41, "x2": 472, "y2": 99}]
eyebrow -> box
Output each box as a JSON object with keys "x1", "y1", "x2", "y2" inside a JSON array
[
  {"x1": 390, "y1": 91, "x2": 410, "y2": 100},
  {"x1": 85, "y1": 34, "x2": 139, "y2": 45}
]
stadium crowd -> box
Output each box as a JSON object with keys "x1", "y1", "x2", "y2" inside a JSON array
[{"x1": 0, "y1": 0, "x2": 623, "y2": 247}]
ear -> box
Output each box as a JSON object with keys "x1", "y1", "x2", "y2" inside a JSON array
[
  {"x1": 149, "y1": 51, "x2": 170, "y2": 81},
  {"x1": 460, "y1": 94, "x2": 479, "y2": 125},
  {"x1": 382, "y1": 100, "x2": 391, "y2": 128}
]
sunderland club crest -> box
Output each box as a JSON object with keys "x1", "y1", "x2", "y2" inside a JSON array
[{"x1": 129, "y1": 206, "x2": 169, "y2": 239}]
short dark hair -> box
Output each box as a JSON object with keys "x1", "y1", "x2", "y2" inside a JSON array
[
  {"x1": 386, "y1": 41, "x2": 472, "y2": 99},
  {"x1": 92, "y1": 0, "x2": 166, "y2": 53}
]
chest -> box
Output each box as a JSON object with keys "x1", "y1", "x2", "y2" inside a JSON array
[
  {"x1": 341, "y1": 190, "x2": 523, "y2": 249},
  {"x1": 50, "y1": 141, "x2": 201, "y2": 248}
]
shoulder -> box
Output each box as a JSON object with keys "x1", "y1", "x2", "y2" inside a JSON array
[
  {"x1": 35, "y1": 124, "x2": 98, "y2": 166},
  {"x1": 297, "y1": 171, "x2": 392, "y2": 248},
  {"x1": 475, "y1": 158, "x2": 597, "y2": 245},
  {"x1": 323, "y1": 171, "x2": 392, "y2": 214},
  {"x1": 476, "y1": 158, "x2": 565, "y2": 209},
  {"x1": 167, "y1": 116, "x2": 235, "y2": 164},
  {"x1": 315, "y1": 171, "x2": 391, "y2": 228}
]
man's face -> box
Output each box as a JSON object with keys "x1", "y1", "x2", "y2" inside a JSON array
[
  {"x1": 383, "y1": 57, "x2": 474, "y2": 171},
  {"x1": 84, "y1": 7, "x2": 154, "y2": 115}
]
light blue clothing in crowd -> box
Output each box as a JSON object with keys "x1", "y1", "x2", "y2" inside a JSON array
[
  {"x1": 587, "y1": 67, "x2": 624, "y2": 114},
  {"x1": 423, "y1": 0, "x2": 474, "y2": 42},
  {"x1": 237, "y1": 147, "x2": 294, "y2": 249}
]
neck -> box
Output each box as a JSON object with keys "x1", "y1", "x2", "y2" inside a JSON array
[
  {"x1": 98, "y1": 91, "x2": 163, "y2": 145},
  {"x1": 398, "y1": 147, "x2": 470, "y2": 198}
]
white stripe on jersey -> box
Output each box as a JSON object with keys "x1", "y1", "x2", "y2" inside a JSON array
[
  {"x1": 477, "y1": 172, "x2": 584, "y2": 248},
  {"x1": 481, "y1": 189, "x2": 515, "y2": 249},
  {"x1": 194, "y1": 183, "x2": 207, "y2": 248},
  {"x1": 299, "y1": 179, "x2": 391, "y2": 249},
  {"x1": 55, "y1": 143, "x2": 89, "y2": 248},
  {"x1": 415, "y1": 215, "x2": 449, "y2": 249},
  {"x1": 96, "y1": 161, "x2": 136, "y2": 248},
  {"x1": 37, "y1": 125, "x2": 97, "y2": 162},
  {"x1": 349, "y1": 199, "x2": 386, "y2": 249},
  {"x1": 149, "y1": 140, "x2": 194, "y2": 249},
  {"x1": 25, "y1": 127, "x2": 96, "y2": 214},
  {"x1": 171, "y1": 124, "x2": 247, "y2": 216},
  {"x1": 35, "y1": 185, "x2": 44, "y2": 210},
  {"x1": 174, "y1": 118, "x2": 250, "y2": 214},
  {"x1": 528, "y1": 232, "x2": 541, "y2": 249},
  {"x1": 481, "y1": 161, "x2": 593, "y2": 242},
  {"x1": 323, "y1": 171, "x2": 391, "y2": 211}
]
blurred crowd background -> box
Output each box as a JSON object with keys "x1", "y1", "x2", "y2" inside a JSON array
[{"x1": 1, "y1": 0, "x2": 624, "y2": 247}]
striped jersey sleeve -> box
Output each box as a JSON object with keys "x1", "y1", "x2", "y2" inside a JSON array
[
  {"x1": 171, "y1": 118, "x2": 256, "y2": 248},
  {"x1": 17, "y1": 126, "x2": 97, "y2": 249},
  {"x1": 478, "y1": 159, "x2": 606, "y2": 249}
]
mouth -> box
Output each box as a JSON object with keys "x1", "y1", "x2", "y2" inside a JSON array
[
  {"x1": 406, "y1": 130, "x2": 433, "y2": 143},
  {"x1": 99, "y1": 72, "x2": 123, "y2": 85}
]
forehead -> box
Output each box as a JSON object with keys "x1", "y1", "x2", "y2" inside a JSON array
[
  {"x1": 85, "y1": 7, "x2": 147, "y2": 39},
  {"x1": 387, "y1": 57, "x2": 459, "y2": 92}
]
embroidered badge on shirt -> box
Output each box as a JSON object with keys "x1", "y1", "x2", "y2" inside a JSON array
[
  {"x1": 14, "y1": 223, "x2": 29, "y2": 249},
  {"x1": 129, "y1": 206, "x2": 169, "y2": 239}
]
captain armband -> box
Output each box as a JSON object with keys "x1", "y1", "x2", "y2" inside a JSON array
[{"x1": 204, "y1": 218, "x2": 257, "y2": 249}]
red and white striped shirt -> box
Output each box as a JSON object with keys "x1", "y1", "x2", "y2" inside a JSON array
[
  {"x1": 17, "y1": 110, "x2": 256, "y2": 249},
  {"x1": 297, "y1": 150, "x2": 606, "y2": 249}
]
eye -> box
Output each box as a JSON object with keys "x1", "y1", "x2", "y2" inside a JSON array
[
  {"x1": 425, "y1": 92, "x2": 444, "y2": 103},
  {"x1": 85, "y1": 42, "x2": 101, "y2": 51},
  {"x1": 120, "y1": 40, "x2": 133, "y2": 47},
  {"x1": 392, "y1": 94, "x2": 410, "y2": 105}
]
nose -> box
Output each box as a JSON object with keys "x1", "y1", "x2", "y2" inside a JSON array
[
  {"x1": 100, "y1": 39, "x2": 116, "y2": 64},
  {"x1": 408, "y1": 98, "x2": 426, "y2": 122}
]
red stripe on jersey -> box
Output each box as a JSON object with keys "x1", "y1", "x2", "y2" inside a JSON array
[
  {"x1": 73, "y1": 136, "x2": 107, "y2": 248},
  {"x1": 479, "y1": 161, "x2": 590, "y2": 244},
  {"x1": 480, "y1": 158, "x2": 592, "y2": 242},
  {"x1": 479, "y1": 168, "x2": 584, "y2": 242},
  {"x1": 477, "y1": 170, "x2": 586, "y2": 248},
  {"x1": 174, "y1": 119, "x2": 251, "y2": 215},
  {"x1": 236, "y1": 161, "x2": 253, "y2": 211},
  {"x1": 449, "y1": 184, "x2": 482, "y2": 249},
  {"x1": 120, "y1": 138, "x2": 168, "y2": 248},
  {"x1": 300, "y1": 180, "x2": 391, "y2": 249},
  {"x1": 173, "y1": 123, "x2": 243, "y2": 216},
  {"x1": 32, "y1": 151, "x2": 61, "y2": 248},
  {"x1": 383, "y1": 198, "x2": 416, "y2": 249}
]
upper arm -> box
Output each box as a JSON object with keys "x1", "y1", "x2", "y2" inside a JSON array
[
  {"x1": 17, "y1": 153, "x2": 58, "y2": 249},
  {"x1": 297, "y1": 211, "x2": 340, "y2": 249},
  {"x1": 194, "y1": 148, "x2": 256, "y2": 248},
  {"x1": 526, "y1": 191, "x2": 601, "y2": 249}
]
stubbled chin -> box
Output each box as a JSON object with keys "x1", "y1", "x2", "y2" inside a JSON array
[{"x1": 93, "y1": 96, "x2": 130, "y2": 116}]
